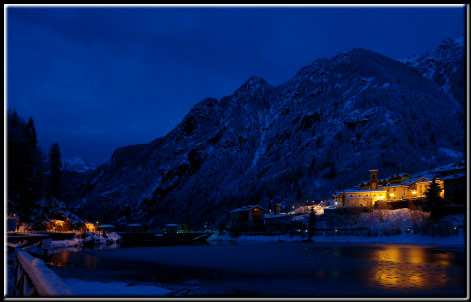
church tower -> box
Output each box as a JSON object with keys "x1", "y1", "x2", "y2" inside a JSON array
[{"x1": 369, "y1": 169, "x2": 378, "y2": 189}]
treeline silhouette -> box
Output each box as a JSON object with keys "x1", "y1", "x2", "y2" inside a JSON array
[{"x1": 7, "y1": 110, "x2": 63, "y2": 224}]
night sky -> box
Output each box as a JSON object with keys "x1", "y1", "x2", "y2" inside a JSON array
[{"x1": 6, "y1": 5, "x2": 466, "y2": 164}]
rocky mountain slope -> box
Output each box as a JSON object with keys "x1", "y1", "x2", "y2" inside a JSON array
[
  {"x1": 401, "y1": 37, "x2": 465, "y2": 109},
  {"x1": 66, "y1": 38, "x2": 465, "y2": 228}
]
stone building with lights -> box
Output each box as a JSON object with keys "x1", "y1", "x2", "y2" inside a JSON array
[
  {"x1": 229, "y1": 205, "x2": 266, "y2": 232},
  {"x1": 264, "y1": 204, "x2": 292, "y2": 233},
  {"x1": 331, "y1": 163, "x2": 463, "y2": 207}
]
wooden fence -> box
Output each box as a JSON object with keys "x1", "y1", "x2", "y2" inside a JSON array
[
  {"x1": 19, "y1": 230, "x2": 76, "y2": 234},
  {"x1": 15, "y1": 230, "x2": 76, "y2": 240}
]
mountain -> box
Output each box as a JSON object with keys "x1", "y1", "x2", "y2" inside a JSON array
[
  {"x1": 66, "y1": 38, "x2": 465, "y2": 229},
  {"x1": 63, "y1": 156, "x2": 96, "y2": 173},
  {"x1": 400, "y1": 37, "x2": 465, "y2": 108}
]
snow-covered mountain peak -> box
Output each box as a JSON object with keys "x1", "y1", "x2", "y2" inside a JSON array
[
  {"x1": 235, "y1": 76, "x2": 271, "y2": 95},
  {"x1": 428, "y1": 37, "x2": 464, "y2": 61},
  {"x1": 453, "y1": 37, "x2": 464, "y2": 47},
  {"x1": 401, "y1": 37, "x2": 464, "y2": 65},
  {"x1": 63, "y1": 156, "x2": 96, "y2": 173},
  {"x1": 400, "y1": 37, "x2": 465, "y2": 108}
]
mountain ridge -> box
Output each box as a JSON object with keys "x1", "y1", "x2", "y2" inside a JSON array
[{"x1": 65, "y1": 37, "x2": 465, "y2": 228}]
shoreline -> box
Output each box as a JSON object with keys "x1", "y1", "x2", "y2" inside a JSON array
[{"x1": 208, "y1": 231, "x2": 466, "y2": 247}]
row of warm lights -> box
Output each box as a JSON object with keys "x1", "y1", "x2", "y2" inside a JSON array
[{"x1": 406, "y1": 226, "x2": 459, "y2": 231}]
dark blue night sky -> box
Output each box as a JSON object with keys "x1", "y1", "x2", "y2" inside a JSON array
[{"x1": 7, "y1": 5, "x2": 465, "y2": 164}]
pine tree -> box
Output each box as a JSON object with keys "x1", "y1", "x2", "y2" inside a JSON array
[
  {"x1": 425, "y1": 176, "x2": 444, "y2": 206},
  {"x1": 424, "y1": 176, "x2": 445, "y2": 219},
  {"x1": 7, "y1": 110, "x2": 23, "y2": 204},
  {"x1": 24, "y1": 117, "x2": 42, "y2": 202},
  {"x1": 7, "y1": 111, "x2": 44, "y2": 221},
  {"x1": 307, "y1": 207, "x2": 317, "y2": 241},
  {"x1": 48, "y1": 142, "x2": 62, "y2": 200}
]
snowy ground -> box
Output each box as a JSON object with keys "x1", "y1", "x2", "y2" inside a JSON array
[
  {"x1": 209, "y1": 230, "x2": 465, "y2": 246},
  {"x1": 49, "y1": 232, "x2": 121, "y2": 253},
  {"x1": 63, "y1": 278, "x2": 173, "y2": 296},
  {"x1": 210, "y1": 212, "x2": 465, "y2": 246}
]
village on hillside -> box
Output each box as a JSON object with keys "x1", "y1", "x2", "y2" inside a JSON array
[
  {"x1": 7, "y1": 160, "x2": 465, "y2": 239},
  {"x1": 227, "y1": 161, "x2": 465, "y2": 236}
]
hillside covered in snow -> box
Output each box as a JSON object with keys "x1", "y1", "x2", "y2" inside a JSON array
[{"x1": 65, "y1": 38, "x2": 465, "y2": 229}]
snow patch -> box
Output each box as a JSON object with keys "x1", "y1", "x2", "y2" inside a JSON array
[
  {"x1": 64, "y1": 279, "x2": 173, "y2": 296},
  {"x1": 439, "y1": 147, "x2": 463, "y2": 159}
]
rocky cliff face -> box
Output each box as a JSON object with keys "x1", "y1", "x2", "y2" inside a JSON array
[{"x1": 67, "y1": 38, "x2": 465, "y2": 228}]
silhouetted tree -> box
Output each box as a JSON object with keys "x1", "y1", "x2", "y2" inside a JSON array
[
  {"x1": 123, "y1": 205, "x2": 131, "y2": 223},
  {"x1": 7, "y1": 111, "x2": 43, "y2": 221},
  {"x1": 423, "y1": 176, "x2": 445, "y2": 219},
  {"x1": 7, "y1": 110, "x2": 24, "y2": 204},
  {"x1": 24, "y1": 117, "x2": 42, "y2": 202},
  {"x1": 48, "y1": 142, "x2": 62, "y2": 200},
  {"x1": 307, "y1": 207, "x2": 317, "y2": 241}
]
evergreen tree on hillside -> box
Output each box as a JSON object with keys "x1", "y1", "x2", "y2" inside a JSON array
[
  {"x1": 425, "y1": 176, "x2": 444, "y2": 206},
  {"x1": 7, "y1": 110, "x2": 24, "y2": 204},
  {"x1": 24, "y1": 117, "x2": 43, "y2": 202},
  {"x1": 307, "y1": 207, "x2": 317, "y2": 241},
  {"x1": 423, "y1": 176, "x2": 445, "y2": 219},
  {"x1": 7, "y1": 111, "x2": 43, "y2": 220},
  {"x1": 48, "y1": 142, "x2": 62, "y2": 200}
]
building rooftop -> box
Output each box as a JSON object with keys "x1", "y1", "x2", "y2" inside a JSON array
[
  {"x1": 98, "y1": 224, "x2": 115, "y2": 228},
  {"x1": 264, "y1": 213, "x2": 291, "y2": 219},
  {"x1": 343, "y1": 189, "x2": 386, "y2": 193},
  {"x1": 378, "y1": 184, "x2": 409, "y2": 188},
  {"x1": 230, "y1": 205, "x2": 266, "y2": 213}
]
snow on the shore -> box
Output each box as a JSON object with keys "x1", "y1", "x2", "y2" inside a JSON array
[
  {"x1": 50, "y1": 232, "x2": 121, "y2": 250},
  {"x1": 63, "y1": 278, "x2": 173, "y2": 296},
  {"x1": 209, "y1": 231, "x2": 465, "y2": 246}
]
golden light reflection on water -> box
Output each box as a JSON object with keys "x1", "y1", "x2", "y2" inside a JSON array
[
  {"x1": 50, "y1": 253, "x2": 98, "y2": 270},
  {"x1": 84, "y1": 255, "x2": 97, "y2": 270},
  {"x1": 368, "y1": 246, "x2": 449, "y2": 290},
  {"x1": 50, "y1": 252, "x2": 70, "y2": 267}
]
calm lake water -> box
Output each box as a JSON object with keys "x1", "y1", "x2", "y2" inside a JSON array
[{"x1": 50, "y1": 242, "x2": 466, "y2": 297}]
